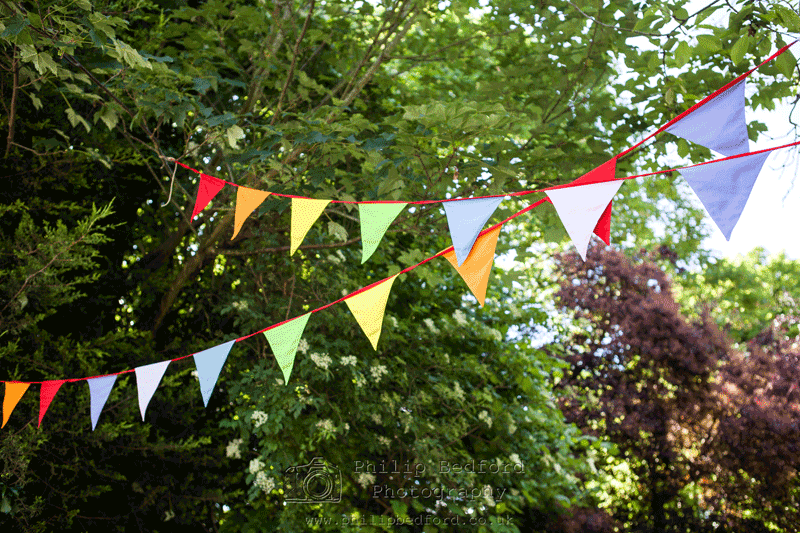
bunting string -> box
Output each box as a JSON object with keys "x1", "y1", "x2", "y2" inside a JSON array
[{"x1": 3, "y1": 43, "x2": 800, "y2": 430}]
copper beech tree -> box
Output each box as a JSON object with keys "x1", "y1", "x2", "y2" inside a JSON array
[{"x1": 552, "y1": 245, "x2": 800, "y2": 532}]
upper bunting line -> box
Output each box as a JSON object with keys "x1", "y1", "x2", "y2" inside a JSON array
[
  {"x1": 173, "y1": 40, "x2": 797, "y2": 208},
  {"x1": 5, "y1": 140, "x2": 799, "y2": 386}
]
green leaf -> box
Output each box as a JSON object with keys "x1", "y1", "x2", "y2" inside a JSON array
[
  {"x1": 327, "y1": 221, "x2": 348, "y2": 242},
  {"x1": 730, "y1": 35, "x2": 751, "y2": 65},
  {"x1": 28, "y1": 93, "x2": 42, "y2": 110},
  {"x1": 665, "y1": 87, "x2": 675, "y2": 105},
  {"x1": 0, "y1": 14, "x2": 29, "y2": 38},
  {"x1": 96, "y1": 105, "x2": 119, "y2": 131},
  {"x1": 66, "y1": 108, "x2": 91, "y2": 132},
  {"x1": 226, "y1": 125, "x2": 245, "y2": 148},
  {"x1": 696, "y1": 34, "x2": 721, "y2": 53},
  {"x1": 675, "y1": 41, "x2": 691, "y2": 67},
  {"x1": 776, "y1": 6, "x2": 800, "y2": 32},
  {"x1": 775, "y1": 49, "x2": 797, "y2": 79}
]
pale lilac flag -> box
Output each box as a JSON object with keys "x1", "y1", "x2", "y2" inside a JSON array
[
  {"x1": 443, "y1": 196, "x2": 504, "y2": 266},
  {"x1": 665, "y1": 81, "x2": 749, "y2": 157},
  {"x1": 135, "y1": 361, "x2": 171, "y2": 421},
  {"x1": 545, "y1": 180, "x2": 624, "y2": 261},
  {"x1": 193, "y1": 340, "x2": 236, "y2": 407},
  {"x1": 678, "y1": 151, "x2": 771, "y2": 240},
  {"x1": 87, "y1": 374, "x2": 117, "y2": 430}
]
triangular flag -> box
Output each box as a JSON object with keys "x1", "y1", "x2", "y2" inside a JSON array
[
  {"x1": 442, "y1": 196, "x2": 503, "y2": 266},
  {"x1": 232, "y1": 187, "x2": 271, "y2": 240},
  {"x1": 2, "y1": 382, "x2": 29, "y2": 428},
  {"x1": 444, "y1": 225, "x2": 502, "y2": 306},
  {"x1": 191, "y1": 173, "x2": 227, "y2": 219},
  {"x1": 593, "y1": 201, "x2": 613, "y2": 246},
  {"x1": 290, "y1": 198, "x2": 331, "y2": 255},
  {"x1": 193, "y1": 340, "x2": 236, "y2": 407},
  {"x1": 546, "y1": 180, "x2": 624, "y2": 261},
  {"x1": 345, "y1": 275, "x2": 399, "y2": 350},
  {"x1": 87, "y1": 374, "x2": 117, "y2": 431},
  {"x1": 665, "y1": 81, "x2": 749, "y2": 157},
  {"x1": 135, "y1": 361, "x2": 170, "y2": 421},
  {"x1": 678, "y1": 151, "x2": 771, "y2": 240},
  {"x1": 568, "y1": 158, "x2": 617, "y2": 245},
  {"x1": 359, "y1": 203, "x2": 407, "y2": 263},
  {"x1": 264, "y1": 313, "x2": 312, "y2": 384},
  {"x1": 38, "y1": 380, "x2": 66, "y2": 428}
]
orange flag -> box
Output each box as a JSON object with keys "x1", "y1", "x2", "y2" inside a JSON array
[
  {"x1": 443, "y1": 225, "x2": 502, "y2": 306},
  {"x1": 2, "y1": 382, "x2": 30, "y2": 428},
  {"x1": 232, "y1": 187, "x2": 271, "y2": 240}
]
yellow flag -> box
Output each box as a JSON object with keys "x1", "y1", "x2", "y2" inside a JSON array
[
  {"x1": 443, "y1": 225, "x2": 501, "y2": 306},
  {"x1": 2, "y1": 382, "x2": 30, "y2": 428},
  {"x1": 290, "y1": 198, "x2": 331, "y2": 255},
  {"x1": 345, "y1": 275, "x2": 399, "y2": 350},
  {"x1": 232, "y1": 187, "x2": 271, "y2": 240}
]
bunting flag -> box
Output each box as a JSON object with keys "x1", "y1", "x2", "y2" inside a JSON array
[
  {"x1": 135, "y1": 361, "x2": 171, "y2": 421},
  {"x1": 38, "y1": 380, "x2": 66, "y2": 428},
  {"x1": 232, "y1": 187, "x2": 272, "y2": 240},
  {"x1": 191, "y1": 173, "x2": 227, "y2": 219},
  {"x1": 546, "y1": 180, "x2": 624, "y2": 261},
  {"x1": 443, "y1": 196, "x2": 504, "y2": 266},
  {"x1": 87, "y1": 375, "x2": 117, "y2": 431},
  {"x1": 193, "y1": 340, "x2": 236, "y2": 407},
  {"x1": 2, "y1": 382, "x2": 29, "y2": 428},
  {"x1": 593, "y1": 201, "x2": 613, "y2": 245},
  {"x1": 665, "y1": 81, "x2": 749, "y2": 157},
  {"x1": 345, "y1": 275, "x2": 399, "y2": 350},
  {"x1": 678, "y1": 150, "x2": 771, "y2": 240},
  {"x1": 359, "y1": 203, "x2": 407, "y2": 264},
  {"x1": 264, "y1": 313, "x2": 312, "y2": 384},
  {"x1": 291, "y1": 199, "x2": 332, "y2": 255},
  {"x1": 444, "y1": 225, "x2": 502, "y2": 306}
]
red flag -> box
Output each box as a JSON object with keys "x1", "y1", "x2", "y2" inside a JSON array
[
  {"x1": 191, "y1": 174, "x2": 226, "y2": 219},
  {"x1": 39, "y1": 380, "x2": 66, "y2": 427}
]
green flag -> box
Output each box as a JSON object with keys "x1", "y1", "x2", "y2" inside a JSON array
[
  {"x1": 359, "y1": 202, "x2": 407, "y2": 263},
  {"x1": 263, "y1": 313, "x2": 312, "y2": 384}
]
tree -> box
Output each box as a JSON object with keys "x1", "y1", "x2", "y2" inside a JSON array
[
  {"x1": 552, "y1": 244, "x2": 800, "y2": 532},
  {"x1": 1, "y1": 0, "x2": 798, "y2": 531}
]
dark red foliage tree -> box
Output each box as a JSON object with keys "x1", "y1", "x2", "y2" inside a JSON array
[{"x1": 551, "y1": 245, "x2": 800, "y2": 532}]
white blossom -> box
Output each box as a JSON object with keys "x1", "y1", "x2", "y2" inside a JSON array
[
  {"x1": 452, "y1": 309, "x2": 468, "y2": 326},
  {"x1": 251, "y1": 410, "x2": 269, "y2": 428},
  {"x1": 254, "y1": 471, "x2": 276, "y2": 493},
  {"x1": 297, "y1": 338, "x2": 310, "y2": 354},
  {"x1": 310, "y1": 352, "x2": 333, "y2": 370},
  {"x1": 452, "y1": 382, "x2": 465, "y2": 402},
  {"x1": 370, "y1": 364, "x2": 388, "y2": 383},
  {"x1": 378, "y1": 436, "x2": 391, "y2": 447},
  {"x1": 340, "y1": 355, "x2": 358, "y2": 367},
  {"x1": 275, "y1": 378, "x2": 284, "y2": 386},
  {"x1": 356, "y1": 472, "x2": 375, "y2": 489},
  {"x1": 371, "y1": 413, "x2": 382, "y2": 425},
  {"x1": 387, "y1": 315, "x2": 398, "y2": 328},
  {"x1": 249, "y1": 458, "x2": 264, "y2": 475},
  {"x1": 509, "y1": 453, "x2": 523, "y2": 468},
  {"x1": 316, "y1": 419, "x2": 335, "y2": 432},
  {"x1": 355, "y1": 374, "x2": 366, "y2": 387},
  {"x1": 478, "y1": 410, "x2": 493, "y2": 428},
  {"x1": 483, "y1": 485, "x2": 496, "y2": 507},
  {"x1": 423, "y1": 318, "x2": 439, "y2": 334},
  {"x1": 508, "y1": 421, "x2": 517, "y2": 435},
  {"x1": 225, "y1": 438, "x2": 243, "y2": 459}
]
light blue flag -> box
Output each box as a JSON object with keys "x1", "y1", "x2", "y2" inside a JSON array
[
  {"x1": 135, "y1": 360, "x2": 171, "y2": 421},
  {"x1": 666, "y1": 81, "x2": 749, "y2": 157},
  {"x1": 443, "y1": 196, "x2": 504, "y2": 266},
  {"x1": 193, "y1": 340, "x2": 236, "y2": 407},
  {"x1": 87, "y1": 374, "x2": 117, "y2": 431},
  {"x1": 678, "y1": 150, "x2": 771, "y2": 240}
]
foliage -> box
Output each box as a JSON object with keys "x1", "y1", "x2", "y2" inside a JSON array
[{"x1": 0, "y1": 0, "x2": 798, "y2": 531}]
